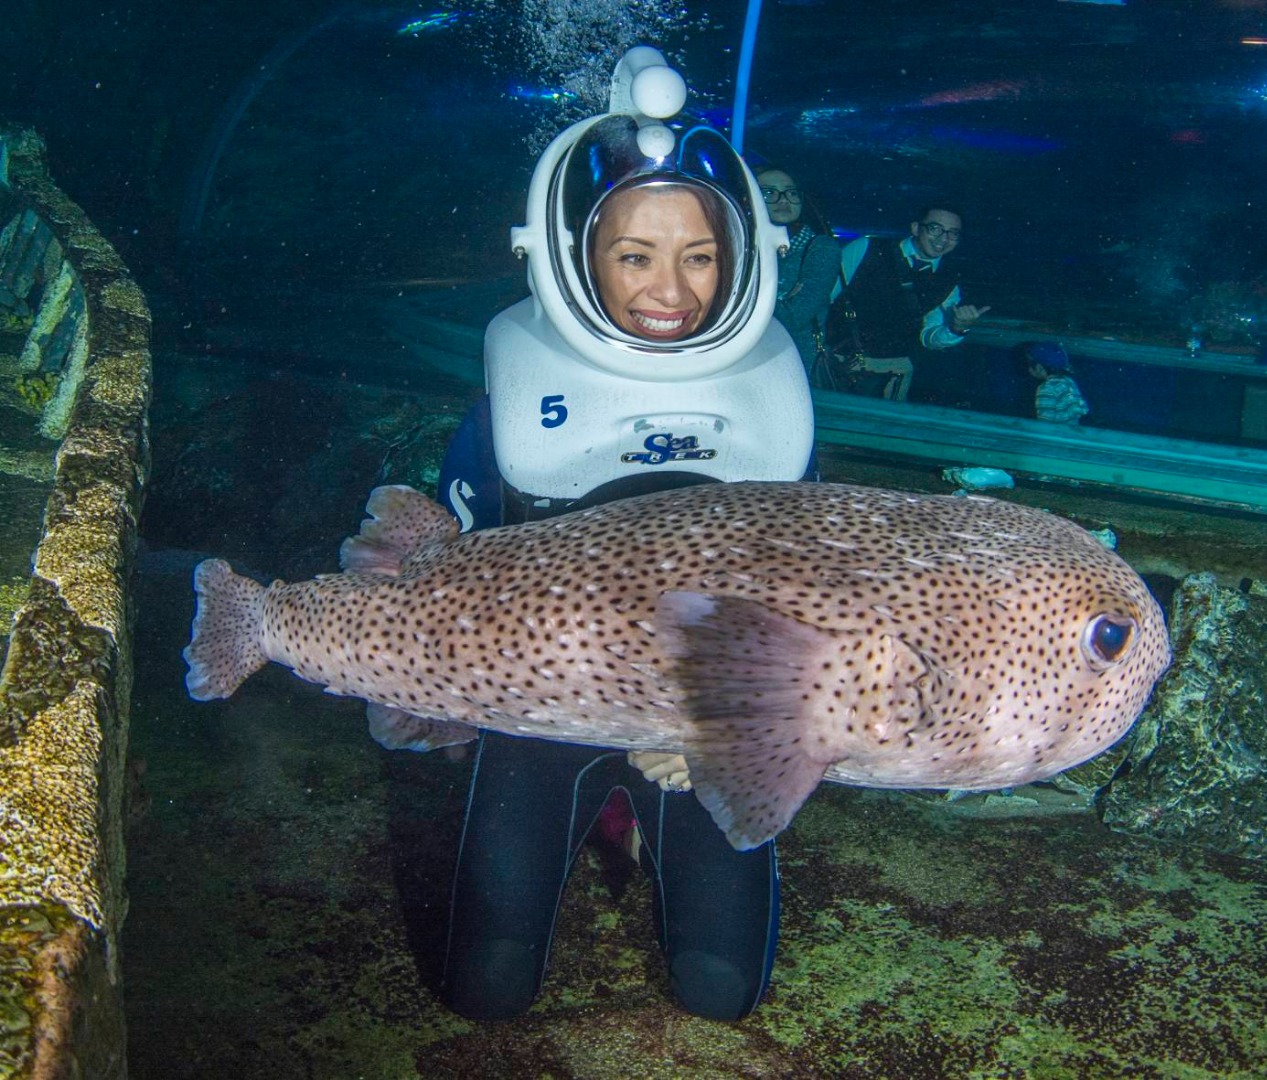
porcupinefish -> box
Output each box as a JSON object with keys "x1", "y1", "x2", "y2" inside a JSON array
[{"x1": 183, "y1": 481, "x2": 1170, "y2": 850}]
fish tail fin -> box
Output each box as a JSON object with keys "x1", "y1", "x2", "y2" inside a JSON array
[{"x1": 183, "y1": 559, "x2": 269, "y2": 700}]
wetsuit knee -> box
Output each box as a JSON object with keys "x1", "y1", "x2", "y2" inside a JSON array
[
  {"x1": 668, "y1": 949, "x2": 762, "y2": 1021},
  {"x1": 443, "y1": 938, "x2": 539, "y2": 1021}
]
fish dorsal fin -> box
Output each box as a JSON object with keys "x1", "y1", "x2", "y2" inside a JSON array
[
  {"x1": 366, "y1": 703, "x2": 479, "y2": 752},
  {"x1": 339, "y1": 485, "x2": 459, "y2": 576},
  {"x1": 656, "y1": 590, "x2": 931, "y2": 850}
]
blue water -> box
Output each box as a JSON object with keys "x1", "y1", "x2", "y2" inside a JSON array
[{"x1": 8, "y1": 0, "x2": 1262, "y2": 364}]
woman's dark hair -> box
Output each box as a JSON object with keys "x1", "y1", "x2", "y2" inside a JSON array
[{"x1": 690, "y1": 183, "x2": 736, "y2": 330}]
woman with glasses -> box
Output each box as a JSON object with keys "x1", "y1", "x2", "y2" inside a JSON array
[
  {"x1": 755, "y1": 168, "x2": 840, "y2": 378},
  {"x1": 828, "y1": 203, "x2": 990, "y2": 401}
]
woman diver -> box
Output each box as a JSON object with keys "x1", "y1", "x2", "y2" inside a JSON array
[{"x1": 430, "y1": 48, "x2": 815, "y2": 1021}]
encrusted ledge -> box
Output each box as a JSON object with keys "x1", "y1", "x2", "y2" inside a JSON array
[{"x1": 0, "y1": 126, "x2": 150, "y2": 1079}]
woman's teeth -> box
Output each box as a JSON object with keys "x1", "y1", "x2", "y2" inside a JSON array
[{"x1": 632, "y1": 311, "x2": 687, "y2": 333}]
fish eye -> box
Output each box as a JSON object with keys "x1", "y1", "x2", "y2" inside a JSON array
[{"x1": 1082, "y1": 614, "x2": 1136, "y2": 669}]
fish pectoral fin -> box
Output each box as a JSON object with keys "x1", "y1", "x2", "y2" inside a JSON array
[
  {"x1": 657, "y1": 591, "x2": 874, "y2": 850},
  {"x1": 339, "y1": 485, "x2": 459, "y2": 575},
  {"x1": 366, "y1": 702, "x2": 479, "y2": 752},
  {"x1": 685, "y1": 740, "x2": 830, "y2": 852}
]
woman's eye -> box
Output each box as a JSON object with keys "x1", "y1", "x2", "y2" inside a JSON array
[
  {"x1": 619, "y1": 252, "x2": 649, "y2": 266},
  {"x1": 686, "y1": 253, "x2": 715, "y2": 267}
]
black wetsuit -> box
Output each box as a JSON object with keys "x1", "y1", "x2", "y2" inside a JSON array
[
  {"x1": 442, "y1": 734, "x2": 779, "y2": 1020},
  {"x1": 434, "y1": 398, "x2": 780, "y2": 1022}
]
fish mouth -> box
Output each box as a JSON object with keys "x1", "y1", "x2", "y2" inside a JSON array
[{"x1": 629, "y1": 309, "x2": 696, "y2": 339}]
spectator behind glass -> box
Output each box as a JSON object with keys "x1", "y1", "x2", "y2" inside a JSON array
[
  {"x1": 1024, "y1": 341, "x2": 1089, "y2": 425},
  {"x1": 830, "y1": 203, "x2": 990, "y2": 401},
  {"x1": 755, "y1": 168, "x2": 840, "y2": 377}
]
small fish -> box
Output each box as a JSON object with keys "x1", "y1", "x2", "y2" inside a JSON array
[{"x1": 184, "y1": 482, "x2": 1170, "y2": 850}]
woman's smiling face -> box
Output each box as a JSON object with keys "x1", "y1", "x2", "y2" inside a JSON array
[{"x1": 590, "y1": 186, "x2": 720, "y2": 341}]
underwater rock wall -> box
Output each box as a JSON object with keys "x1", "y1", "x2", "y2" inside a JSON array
[
  {"x1": 1102, "y1": 573, "x2": 1267, "y2": 860},
  {"x1": 0, "y1": 127, "x2": 150, "y2": 1078}
]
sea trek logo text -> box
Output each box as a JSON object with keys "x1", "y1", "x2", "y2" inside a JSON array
[{"x1": 621, "y1": 433, "x2": 718, "y2": 466}]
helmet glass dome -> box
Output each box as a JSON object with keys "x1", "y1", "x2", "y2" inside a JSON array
[{"x1": 550, "y1": 115, "x2": 760, "y2": 356}]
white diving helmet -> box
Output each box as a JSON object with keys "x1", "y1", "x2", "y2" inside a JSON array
[{"x1": 509, "y1": 48, "x2": 788, "y2": 382}]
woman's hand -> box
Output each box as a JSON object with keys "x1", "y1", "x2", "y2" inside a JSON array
[{"x1": 627, "y1": 751, "x2": 692, "y2": 792}]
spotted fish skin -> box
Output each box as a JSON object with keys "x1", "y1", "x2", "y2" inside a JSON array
[{"x1": 183, "y1": 481, "x2": 1171, "y2": 849}]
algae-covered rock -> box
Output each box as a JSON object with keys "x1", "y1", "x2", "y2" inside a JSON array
[
  {"x1": 1101, "y1": 572, "x2": 1267, "y2": 858},
  {"x1": 0, "y1": 123, "x2": 149, "y2": 1080},
  {"x1": 1049, "y1": 741, "x2": 1131, "y2": 799}
]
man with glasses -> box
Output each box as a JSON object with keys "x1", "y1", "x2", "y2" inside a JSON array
[{"x1": 829, "y1": 204, "x2": 989, "y2": 401}]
